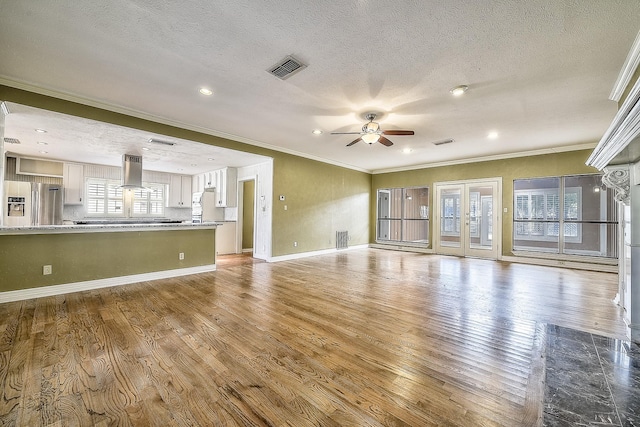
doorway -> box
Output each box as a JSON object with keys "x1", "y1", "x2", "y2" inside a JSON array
[
  {"x1": 242, "y1": 179, "x2": 255, "y2": 254},
  {"x1": 434, "y1": 178, "x2": 501, "y2": 259}
]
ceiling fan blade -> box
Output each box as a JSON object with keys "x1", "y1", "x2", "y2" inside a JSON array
[
  {"x1": 382, "y1": 130, "x2": 414, "y2": 136},
  {"x1": 346, "y1": 138, "x2": 361, "y2": 147},
  {"x1": 378, "y1": 136, "x2": 394, "y2": 147},
  {"x1": 331, "y1": 132, "x2": 364, "y2": 135}
]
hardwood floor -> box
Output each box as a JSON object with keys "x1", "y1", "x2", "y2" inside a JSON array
[{"x1": 0, "y1": 249, "x2": 626, "y2": 426}]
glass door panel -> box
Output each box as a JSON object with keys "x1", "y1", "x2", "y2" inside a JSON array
[
  {"x1": 435, "y1": 180, "x2": 500, "y2": 259},
  {"x1": 439, "y1": 188, "x2": 461, "y2": 249}
]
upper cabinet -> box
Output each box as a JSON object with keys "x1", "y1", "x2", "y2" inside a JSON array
[
  {"x1": 192, "y1": 174, "x2": 204, "y2": 194},
  {"x1": 193, "y1": 167, "x2": 237, "y2": 207},
  {"x1": 63, "y1": 163, "x2": 84, "y2": 205},
  {"x1": 167, "y1": 174, "x2": 192, "y2": 208},
  {"x1": 214, "y1": 167, "x2": 237, "y2": 207}
]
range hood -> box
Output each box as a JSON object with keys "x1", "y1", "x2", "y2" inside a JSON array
[{"x1": 121, "y1": 154, "x2": 144, "y2": 189}]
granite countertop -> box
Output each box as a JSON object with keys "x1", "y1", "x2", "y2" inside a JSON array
[{"x1": 0, "y1": 221, "x2": 221, "y2": 235}]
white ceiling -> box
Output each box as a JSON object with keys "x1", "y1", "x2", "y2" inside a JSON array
[{"x1": 1, "y1": 1, "x2": 639, "y2": 174}]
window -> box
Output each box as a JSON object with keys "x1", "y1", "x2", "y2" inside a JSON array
[
  {"x1": 86, "y1": 179, "x2": 124, "y2": 216},
  {"x1": 514, "y1": 187, "x2": 581, "y2": 243},
  {"x1": 85, "y1": 179, "x2": 166, "y2": 217},
  {"x1": 377, "y1": 187, "x2": 429, "y2": 244},
  {"x1": 132, "y1": 184, "x2": 165, "y2": 216},
  {"x1": 513, "y1": 174, "x2": 617, "y2": 258}
]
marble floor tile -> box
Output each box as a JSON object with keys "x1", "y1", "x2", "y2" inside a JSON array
[{"x1": 543, "y1": 324, "x2": 640, "y2": 427}]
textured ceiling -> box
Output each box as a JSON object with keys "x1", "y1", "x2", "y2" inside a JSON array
[{"x1": 0, "y1": 1, "x2": 639, "y2": 174}]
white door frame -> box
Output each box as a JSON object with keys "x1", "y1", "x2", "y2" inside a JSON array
[{"x1": 434, "y1": 178, "x2": 502, "y2": 259}]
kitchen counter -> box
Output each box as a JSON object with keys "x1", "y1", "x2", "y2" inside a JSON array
[
  {"x1": 0, "y1": 222, "x2": 220, "y2": 297},
  {"x1": 0, "y1": 221, "x2": 220, "y2": 235}
]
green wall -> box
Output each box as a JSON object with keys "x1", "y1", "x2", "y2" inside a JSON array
[
  {"x1": 242, "y1": 180, "x2": 255, "y2": 250},
  {"x1": 0, "y1": 229, "x2": 215, "y2": 292},
  {"x1": 272, "y1": 154, "x2": 370, "y2": 255},
  {"x1": 371, "y1": 150, "x2": 599, "y2": 255}
]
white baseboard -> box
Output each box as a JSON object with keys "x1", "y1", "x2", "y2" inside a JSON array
[
  {"x1": 500, "y1": 256, "x2": 617, "y2": 273},
  {"x1": 242, "y1": 248, "x2": 253, "y2": 253},
  {"x1": 267, "y1": 244, "x2": 369, "y2": 263},
  {"x1": 0, "y1": 264, "x2": 217, "y2": 303},
  {"x1": 370, "y1": 243, "x2": 434, "y2": 254}
]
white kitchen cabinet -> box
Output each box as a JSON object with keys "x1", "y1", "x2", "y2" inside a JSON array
[
  {"x1": 168, "y1": 174, "x2": 192, "y2": 207},
  {"x1": 192, "y1": 174, "x2": 204, "y2": 194},
  {"x1": 63, "y1": 163, "x2": 84, "y2": 205},
  {"x1": 204, "y1": 171, "x2": 215, "y2": 189},
  {"x1": 213, "y1": 167, "x2": 237, "y2": 207},
  {"x1": 215, "y1": 221, "x2": 237, "y2": 255}
]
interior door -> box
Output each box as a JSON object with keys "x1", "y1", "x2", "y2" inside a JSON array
[{"x1": 435, "y1": 179, "x2": 500, "y2": 259}]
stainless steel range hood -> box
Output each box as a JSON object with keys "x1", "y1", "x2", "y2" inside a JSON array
[{"x1": 121, "y1": 154, "x2": 144, "y2": 189}]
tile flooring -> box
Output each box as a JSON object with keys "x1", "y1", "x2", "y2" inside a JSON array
[{"x1": 544, "y1": 324, "x2": 640, "y2": 426}]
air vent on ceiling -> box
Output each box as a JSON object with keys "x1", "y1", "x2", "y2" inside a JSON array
[
  {"x1": 268, "y1": 55, "x2": 307, "y2": 80},
  {"x1": 432, "y1": 138, "x2": 454, "y2": 146},
  {"x1": 148, "y1": 138, "x2": 176, "y2": 146},
  {"x1": 4, "y1": 138, "x2": 20, "y2": 145}
]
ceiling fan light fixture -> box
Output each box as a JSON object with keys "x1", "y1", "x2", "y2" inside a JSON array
[
  {"x1": 450, "y1": 85, "x2": 468, "y2": 96},
  {"x1": 362, "y1": 133, "x2": 380, "y2": 144}
]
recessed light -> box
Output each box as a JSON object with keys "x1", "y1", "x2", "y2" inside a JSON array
[
  {"x1": 142, "y1": 147, "x2": 150, "y2": 151},
  {"x1": 488, "y1": 131, "x2": 499, "y2": 139},
  {"x1": 450, "y1": 85, "x2": 468, "y2": 96},
  {"x1": 190, "y1": 164, "x2": 197, "y2": 167},
  {"x1": 208, "y1": 158, "x2": 215, "y2": 161},
  {"x1": 402, "y1": 148, "x2": 413, "y2": 154},
  {"x1": 199, "y1": 87, "x2": 213, "y2": 96},
  {"x1": 311, "y1": 129, "x2": 323, "y2": 135},
  {"x1": 36, "y1": 141, "x2": 48, "y2": 145},
  {"x1": 39, "y1": 150, "x2": 48, "y2": 154},
  {"x1": 35, "y1": 128, "x2": 47, "y2": 133}
]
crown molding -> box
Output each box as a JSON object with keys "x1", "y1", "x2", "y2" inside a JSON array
[
  {"x1": 372, "y1": 143, "x2": 596, "y2": 175},
  {"x1": 610, "y1": 30, "x2": 640, "y2": 102},
  {"x1": 0, "y1": 77, "x2": 371, "y2": 174},
  {"x1": 587, "y1": 70, "x2": 640, "y2": 170}
]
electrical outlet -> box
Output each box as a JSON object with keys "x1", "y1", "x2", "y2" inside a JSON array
[
  {"x1": 43, "y1": 265, "x2": 52, "y2": 275},
  {"x1": 179, "y1": 252, "x2": 185, "y2": 260},
  {"x1": 293, "y1": 241, "x2": 297, "y2": 247}
]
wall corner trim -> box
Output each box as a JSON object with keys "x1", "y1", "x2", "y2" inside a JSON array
[{"x1": 0, "y1": 265, "x2": 216, "y2": 303}]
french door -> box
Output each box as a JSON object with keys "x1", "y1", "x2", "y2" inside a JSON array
[{"x1": 434, "y1": 179, "x2": 501, "y2": 259}]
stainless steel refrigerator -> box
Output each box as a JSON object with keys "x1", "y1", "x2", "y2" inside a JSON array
[{"x1": 31, "y1": 183, "x2": 64, "y2": 225}]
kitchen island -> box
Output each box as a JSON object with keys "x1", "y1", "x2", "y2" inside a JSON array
[{"x1": 0, "y1": 222, "x2": 219, "y2": 302}]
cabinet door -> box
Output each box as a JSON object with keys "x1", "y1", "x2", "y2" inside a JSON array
[
  {"x1": 180, "y1": 176, "x2": 192, "y2": 207},
  {"x1": 193, "y1": 174, "x2": 203, "y2": 193},
  {"x1": 63, "y1": 163, "x2": 84, "y2": 205},
  {"x1": 216, "y1": 170, "x2": 227, "y2": 206},
  {"x1": 168, "y1": 175, "x2": 184, "y2": 207}
]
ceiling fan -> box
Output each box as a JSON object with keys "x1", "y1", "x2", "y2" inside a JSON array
[{"x1": 331, "y1": 113, "x2": 414, "y2": 147}]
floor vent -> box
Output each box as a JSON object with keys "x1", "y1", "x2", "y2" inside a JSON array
[
  {"x1": 268, "y1": 55, "x2": 307, "y2": 80},
  {"x1": 4, "y1": 138, "x2": 20, "y2": 144},
  {"x1": 336, "y1": 231, "x2": 349, "y2": 250}
]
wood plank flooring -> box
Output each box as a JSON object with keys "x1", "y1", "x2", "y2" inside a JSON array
[{"x1": 0, "y1": 249, "x2": 627, "y2": 426}]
